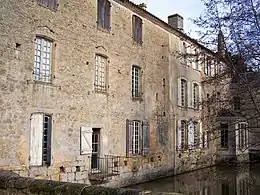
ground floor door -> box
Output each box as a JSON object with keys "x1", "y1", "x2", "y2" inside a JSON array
[{"x1": 91, "y1": 128, "x2": 100, "y2": 169}]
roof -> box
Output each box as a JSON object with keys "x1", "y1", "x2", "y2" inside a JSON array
[{"x1": 114, "y1": 0, "x2": 216, "y2": 55}]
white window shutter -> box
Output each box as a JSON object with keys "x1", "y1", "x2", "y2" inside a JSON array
[
  {"x1": 177, "y1": 120, "x2": 182, "y2": 149},
  {"x1": 188, "y1": 121, "x2": 194, "y2": 149},
  {"x1": 199, "y1": 121, "x2": 203, "y2": 148},
  {"x1": 177, "y1": 78, "x2": 181, "y2": 106},
  {"x1": 187, "y1": 81, "x2": 192, "y2": 108},
  {"x1": 198, "y1": 53, "x2": 202, "y2": 72},
  {"x1": 30, "y1": 113, "x2": 43, "y2": 166},
  {"x1": 192, "y1": 49, "x2": 196, "y2": 69},
  {"x1": 199, "y1": 85, "x2": 202, "y2": 110},
  {"x1": 204, "y1": 131, "x2": 207, "y2": 148},
  {"x1": 235, "y1": 123, "x2": 239, "y2": 149},
  {"x1": 80, "y1": 127, "x2": 93, "y2": 155},
  {"x1": 191, "y1": 82, "x2": 194, "y2": 108}
]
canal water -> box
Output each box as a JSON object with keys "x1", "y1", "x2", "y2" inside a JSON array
[{"x1": 130, "y1": 164, "x2": 260, "y2": 195}]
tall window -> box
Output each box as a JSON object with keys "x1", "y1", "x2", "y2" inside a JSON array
[
  {"x1": 238, "y1": 123, "x2": 248, "y2": 149},
  {"x1": 206, "y1": 93, "x2": 211, "y2": 114},
  {"x1": 34, "y1": 37, "x2": 52, "y2": 83},
  {"x1": 37, "y1": 0, "x2": 59, "y2": 10},
  {"x1": 132, "y1": 66, "x2": 141, "y2": 98},
  {"x1": 193, "y1": 83, "x2": 199, "y2": 109},
  {"x1": 94, "y1": 55, "x2": 107, "y2": 92},
  {"x1": 126, "y1": 120, "x2": 150, "y2": 156},
  {"x1": 97, "y1": 0, "x2": 111, "y2": 31},
  {"x1": 233, "y1": 96, "x2": 241, "y2": 111},
  {"x1": 193, "y1": 122, "x2": 199, "y2": 148},
  {"x1": 30, "y1": 113, "x2": 52, "y2": 166},
  {"x1": 181, "y1": 79, "x2": 187, "y2": 107},
  {"x1": 181, "y1": 120, "x2": 188, "y2": 149},
  {"x1": 204, "y1": 57, "x2": 209, "y2": 76},
  {"x1": 195, "y1": 49, "x2": 199, "y2": 70},
  {"x1": 132, "y1": 15, "x2": 142, "y2": 43},
  {"x1": 221, "y1": 123, "x2": 229, "y2": 148},
  {"x1": 181, "y1": 42, "x2": 188, "y2": 65}
]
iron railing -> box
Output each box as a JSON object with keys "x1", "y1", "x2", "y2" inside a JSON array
[{"x1": 88, "y1": 155, "x2": 120, "y2": 181}]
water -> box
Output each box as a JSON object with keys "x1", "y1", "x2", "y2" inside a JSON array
[{"x1": 130, "y1": 164, "x2": 260, "y2": 195}]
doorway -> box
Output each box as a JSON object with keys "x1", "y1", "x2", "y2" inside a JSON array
[{"x1": 91, "y1": 128, "x2": 100, "y2": 169}]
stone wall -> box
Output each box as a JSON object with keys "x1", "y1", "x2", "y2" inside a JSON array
[{"x1": 0, "y1": 170, "x2": 149, "y2": 195}]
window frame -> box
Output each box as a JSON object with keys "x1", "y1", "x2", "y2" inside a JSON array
[
  {"x1": 94, "y1": 54, "x2": 108, "y2": 92},
  {"x1": 180, "y1": 79, "x2": 187, "y2": 107},
  {"x1": 193, "y1": 83, "x2": 199, "y2": 109},
  {"x1": 180, "y1": 120, "x2": 188, "y2": 149},
  {"x1": 233, "y1": 96, "x2": 241, "y2": 111},
  {"x1": 220, "y1": 123, "x2": 229, "y2": 148},
  {"x1": 132, "y1": 65, "x2": 142, "y2": 99},
  {"x1": 34, "y1": 36, "x2": 53, "y2": 83},
  {"x1": 238, "y1": 123, "x2": 248, "y2": 149}
]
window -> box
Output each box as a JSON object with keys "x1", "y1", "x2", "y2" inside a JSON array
[
  {"x1": 238, "y1": 123, "x2": 248, "y2": 149},
  {"x1": 193, "y1": 83, "x2": 199, "y2": 109},
  {"x1": 204, "y1": 57, "x2": 210, "y2": 76},
  {"x1": 132, "y1": 66, "x2": 141, "y2": 98},
  {"x1": 221, "y1": 123, "x2": 229, "y2": 148},
  {"x1": 132, "y1": 15, "x2": 142, "y2": 43},
  {"x1": 126, "y1": 120, "x2": 150, "y2": 156},
  {"x1": 34, "y1": 37, "x2": 52, "y2": 83},
  {"x1": 30, "y1": 113, "x2": 52, "y2": 166},
  {"x1": 37, "y1": 0, "x2": 59, "y2": 10},
  {"x1": 233, "y1": 96, "x2": 241, "y2": 111},
  {"x1": 97, "y1": 0, "x2": 111, "y2": 31},
  {"x1": 193, "y1": 122, "x2": 200, "y2": 148},
  {"x1": 204, "y1": 131, "x2": 210, "y2": 148},
  {"x1": 181, "y1": 120, "x2": 188, "y2": 149},
  {"x1": 181, "y1": 42, "x2": 188, "y2": 65},
  {"x1": 206, "y1": 93, "x2": 210, "y2": 114},
  {"x1": 94, "y1": 55, "x2": 107, "y2": 92},
  {"x1": 195, "y1": 49, "x2": 199, "y2": 70},
  {"x1": 181, "y1": 79, "x2": 187, "y2": 107}
]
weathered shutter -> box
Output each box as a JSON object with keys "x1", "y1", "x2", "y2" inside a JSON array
[
  {"x1": 177, "y1": 78, "x2": 181, "y2": 106},
  {"x1": 199, "y1": 121, "x2": 203, "y2": 148},
  {"x1": 188, "y1": 121, "x2": 194, "y2": 149},
  {"x1": 46, "y1": 116, "x2": 52, "y2": 166},
  {"x1": 98, "y1": 0, "x2": 104, "y2": 28},
  {"x1": 177, "y1": 120, "x2": 182, "y2": 149},
  {"x1": 30, "y1": 113, "x2": 43, "y2": 166},
  {"x1": 80, "y1": 126, "x2": 93, "y2": 155},
  {"x1": 126, "y1": 120, "x2": 133, "y2": 156},
  {"x1": 198, "y1": 53, "x2": 202, "y2": 71},
  {"x1": 235, "y1": 123, "x2": 239, "y2": 149},
  {"x1": 199, "y1": 85, "x2": 202, "y2": 110},
  {"x1": 187, "y1": 81, "x2": 192, "y2": 108},
  {"x1": 142, "y1": 120, "x2": 150, "y2": 156},
  {"x1": 132, "y1": 16, "x2": 136, "y2": 41},
  {"x1": 137, "y1": 17, "x2": 142, "y2": 43},
  {"x1": 104, "y1": 1, "x2": 111, "y2": 31}
]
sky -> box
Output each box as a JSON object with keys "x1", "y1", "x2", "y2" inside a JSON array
[{"x1": 131, "y1": 0, "x2": 205, "y2": 39}]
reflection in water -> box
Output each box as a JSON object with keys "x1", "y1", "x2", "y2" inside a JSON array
[{"x1": 130, "y1": 164, "x2": 260, "y2": 195}]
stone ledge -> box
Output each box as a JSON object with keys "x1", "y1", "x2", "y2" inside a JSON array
[{"x1": 0, "y1": 170, "x2": 148, "y2": 195}]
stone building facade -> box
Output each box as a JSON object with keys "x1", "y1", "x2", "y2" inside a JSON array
[{"x1": 0, "y1": 0, "x2": 236, "y2": 187}]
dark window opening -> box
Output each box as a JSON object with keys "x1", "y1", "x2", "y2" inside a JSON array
[
  {"x1": 37, "y1": 0, "x2": 59, "y2": 11},
  {"x1": 221, "y1": 123, "x2": 229, "y2": 148},
  {"x1": 132, "y1": 15, "x2": 142, "y2": 43},
  {"x1": 233, "y1": 96, "x2": 241, "y2": 111},
  {"x1": 43, "y1": 115, "x2": 52, "y2": 166}
]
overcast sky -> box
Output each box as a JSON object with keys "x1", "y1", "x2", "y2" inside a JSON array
[{"x1": 131, "y1": 0, "x2": 205, "y2": 39}]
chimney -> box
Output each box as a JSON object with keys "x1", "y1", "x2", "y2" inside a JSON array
[{"x1": 168, "y1": 14, "x2": 183, "y2": 31}]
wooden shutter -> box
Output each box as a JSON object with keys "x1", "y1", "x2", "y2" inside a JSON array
[
  {"x1": 199, "y1": 121, "x2": 203, "y2": 148},
  {"x1": 132, "y1": 16, "x2": 137, "y2": 41},
  {"x1": 188, "y1": 121, "x2": 194, "y2": 149},
  {"x1": 126, "y1": 120, "x2": 133, "y2": 156},
  {"x1": 80, "y1": 127, "x2": 93, "y2": 155},
  {"x1": 177, "y1": 120, "x2": 182, "y2": 149},
  {"x1": 142, "y1": 120, "x2": 150, "y2": 156},
  {"x1": 46, "y1": 116, "x2": 52, "y2": 166},
  {"x1": 30, "y1": 113, "x2": 43, "y2": 166},
  {"x1": 187, "y1": 81, "x2": 191, "y2": 108},
  {"x1": 98, "y1": 0, "x2": 104, "y2": 28},
  {"x1": 177, "y1": 78, "x2": 181, "y2": 106},
  {"x1": 104, "y1": 0, "x2": 111, "y2": 31},
  {"x1": 137, "y1": 17, "x2": 142, "y2": 43},
  {"x1": 199, "y1": 85, "x2": 202, "y2": 110}
]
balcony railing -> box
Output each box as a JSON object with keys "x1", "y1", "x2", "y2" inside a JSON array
[{"x1": 88, "y1": 155, "x2": 120, "y2": 182}]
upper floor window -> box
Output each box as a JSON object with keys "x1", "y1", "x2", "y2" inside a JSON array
[
  {"x1": 132, "y1": 15, "x2": 142, "y2": 44},
  {"x1": 30, "y1": 113, "x2": 52, "y2": 166},
  {"x1": 233, "y1": 96, "x2": 241, "y2": 111},
  {"x1": 206, "y1": 93, "x2": 211, "y2": 114},
  {"x1": 220, "y1": 123, "x2": 229, "y2": 148},
  {"x1": 193, "y1": 83, "x2": 199, "y2": 109},
  {"x1": 94, "y1": 55, "x2": 107, "y2": 92},
  {"x1": 204, "y1": 57, "x2": 210, "y2": 76},
  {"x1": 195, "y1": 49, "x2": 199, "y2": 70},
  {"x1": 37, "y1": 0, "x2": 59, "y2": 11},
  {"x1": 34, "y1": 37, "x2": 52, "y2": 83},
  {"x1": 180, "y1": 42, "x2": 188, "y2": 65},
  {"x1": 180, "y1": 120, "x2": 188, "y2": 149},
  {"x1": 238, "y1": 123, "x2": 248, "y2": 149},
  {"x1": 97, "y1": 0, "x2": 111, "y2": 31},
  {"x1": 180, "y1": 79, "x2": 187, "y2": 107},
  {"x1": 132, "y1": 66, "x2": 141, "y2": 98}
]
